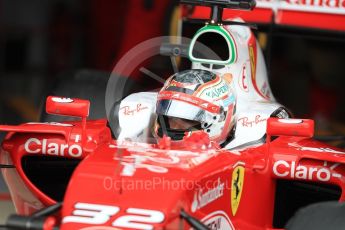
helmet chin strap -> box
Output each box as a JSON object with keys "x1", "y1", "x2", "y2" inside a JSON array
[{"x1": 158, "y1": 114, "x2": 168, "y2": 137}]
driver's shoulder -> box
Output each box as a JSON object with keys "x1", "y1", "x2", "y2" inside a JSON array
[
  {"x1": 117, "y1": 92, "x2": 157, "y2": 141},
  {"x1": 224, "y1": 101, "x2": 289, "y2": 150}
]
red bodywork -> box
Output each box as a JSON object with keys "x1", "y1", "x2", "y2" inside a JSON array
[
  {"x1": 0, "y1": 97, "x2": 344, "y2": 229},
  {"x1": 189, "y1": 4, "x2": 345, "y2": 32}
]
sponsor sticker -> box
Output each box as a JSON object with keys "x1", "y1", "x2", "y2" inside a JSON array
[
  {"x1": 80, "y1": 227, "x2": 120, "y2": 230},
  {"x1": 223, "y1": 95, "x2": 235, "y2": 107},
  {"x1": 191, "y1": 178, "x2": 225, "y2": 212},
  {"x1": 256, "y1": 0, "x2": 345, "y2": 15},
  {"x1": 158, "y1": 91, "x2": 220, "y2": 113},
  {"x1": 231, "y1": 166, "x2": 244, "y2": 216},
  {"x1": 272, "y1": 160, "x2": 341, "y2": 182},
  {"x1": 64, "y1": 203, "x2": 164, "y2": 230},
  {"x1": 278, "y1": 119, "x2": 303, "y2": 124},
  {"x1": 120, "y1": 103, "x2": 148, "y2": 116},
  {"x1": 114, "y1": 153, "x2": 180, "y2": 176},
  {"x1": 288, "y1": 142, "x2": 345, "y2": 154},
  {"x1": 24, "y1": 138, "x2": 82, "y2": 158},
  {"x1": 203, "y1": 84, "x2": 229, "y2": 99},
  {"x1": 26, "y1": 122, "x2": 73, "y2": 127},
  {"x1": 51, "y1": 97, "x2": 74, "y2": 103},
  {"x1": 238, "y1": 115, "x2": 267, "y2": 128},
  {"x1": 201, "y1": 211, "x2": 234, "y2": 230},
  {"x1": 239, "y1": 64, "x2": 249, "y2": 92}
]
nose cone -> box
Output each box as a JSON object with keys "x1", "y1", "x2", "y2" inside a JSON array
[{"x1": 60, "y1": 143, "x2": 210, "y2": 229}]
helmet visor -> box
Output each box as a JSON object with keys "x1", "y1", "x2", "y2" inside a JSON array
[{"x1": 156, "y1": 99, "x2": 215, "y2": 123}]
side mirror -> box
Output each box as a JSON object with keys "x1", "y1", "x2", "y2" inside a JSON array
[
  {"x1": 267, "y1": 118, "x2": 314, "y2": 138},
  {"x1": 46, "y1": 96, "x2": 90, "y2": 146},
  {"x1": 254, "y1": 118, "x2": 314, "y2": 171},
  {"x1": 46, "y1": 96, "x2": 90, "y2": 118}
]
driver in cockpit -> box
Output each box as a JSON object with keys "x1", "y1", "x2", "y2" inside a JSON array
[
  {"x1": 152, "y1": 69, "x2": 236, "y2": 147},
  {"x1": 113, "y1": 69, "x2": 236, "y2": 148}
]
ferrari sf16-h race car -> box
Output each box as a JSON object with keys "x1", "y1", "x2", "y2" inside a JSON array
[{"x1": 0, "y1": 0, "x2": 344, "y2": 229}]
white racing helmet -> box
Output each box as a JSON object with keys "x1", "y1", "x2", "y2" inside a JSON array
[{"x1": 154, "y1": 69, "x2": 236, "y2": 145}]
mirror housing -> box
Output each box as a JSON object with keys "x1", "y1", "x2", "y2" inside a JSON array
[
  {"x1": 46, "y1": 96, "x2": 90, "y2": 118},
  {"x1": 46, "y1": 96, "x2": 90, "y2": 146},
  {"x1": 254, "y1": 118, "x2": 315, "y2": 171},
  {"x1": 267, "y1": 118, "x2": 314, "y2": 138}
]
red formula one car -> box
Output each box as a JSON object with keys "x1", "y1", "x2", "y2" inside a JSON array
[{"x1": 0, "y1": 0, "x2": 344, "y2": 230}]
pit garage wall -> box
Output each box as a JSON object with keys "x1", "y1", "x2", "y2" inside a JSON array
[{"x1": 0, "y1": 0, "x2": 173, "y2": 202}]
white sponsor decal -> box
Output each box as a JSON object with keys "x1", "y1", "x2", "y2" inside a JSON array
[
  {"x1": 256, "y1": 0, "x2": 345, "y2": 15},
  {"x1": 74, "y1": 135, "x2": 81, "y2": 143},
  {"x1": 278, "y1": 119, "x2": 303, "y2": 124},
  {"x1": 239, "y1": 64, "x2": 249, "y2": 92},
  {"x1": 52, "y1": 97, "x2": 74, "y2": 103},
  {"x1": 201, "y1": 211, "x2": 234, "y2": 230},
  {"x1": 63, "y1": 203, "x2": 119, "y2": 225},
  {"x1": 200, "y1": 103, "x2": 209, "y2": 108},
  {"x1": 26, "y1": 122, "x2": 73, "y2": 127},
  {"x1": 112, "y1": 208, "x2": 164, "y2": 230},
  {"x1": 273, "y1": 160, "x2": 341, "y2": 182},
  {"x1": 171, "y1": 93, "x2": 180, "y2": 99},
  {"x1": 114, "y1": 152, "x2": 180, "y2": 176},
  {"x1": 63, "y1": 203, "x2": 164, "y2": 230},
  {"x1": 191, "y1": 178, "x2": 225, "y2": 212},
  {"x1": 80, "y1": 227, "x2": 119, "y2": 230},
  {"x1": 24, "y1": 138, "x2": 82, "y2": 158},
  {"x1": 289, "y1": 142, "x2": 345, "y2": 154}
]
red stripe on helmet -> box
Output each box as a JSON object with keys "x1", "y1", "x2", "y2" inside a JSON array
[{"x1": 158, "y1": 91, "x2": 220, "y2": 114}]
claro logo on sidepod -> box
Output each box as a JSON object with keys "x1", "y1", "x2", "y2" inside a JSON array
[
  {"x1": 273, "y1": 160, "x2": 341, "y2": 182},
  {"x1": 24, "y1": 138, "x2": 82, "y2": 158}
]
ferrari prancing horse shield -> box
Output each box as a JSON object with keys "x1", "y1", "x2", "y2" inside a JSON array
[{"x1": 231, "y1": 166, "x2": 245, "y2": 216}]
